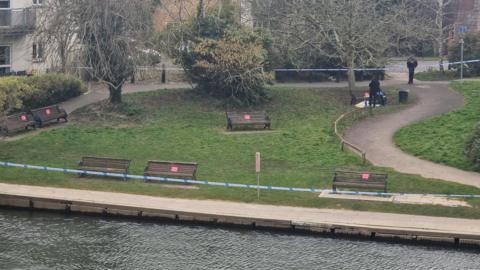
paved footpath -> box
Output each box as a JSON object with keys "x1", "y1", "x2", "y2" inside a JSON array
[
  {"x1": 1, "y1": 183, "x2": 480, "y2": 238},
  {"x1": 345, "y1": 77, "x2": 480, "y2": 188},
  {"x1": 61, "y1": 78, "x2": 407, "y2": 114},
  {"x1": 61, "y1": 82, "x2": 192, "y2": 114}
]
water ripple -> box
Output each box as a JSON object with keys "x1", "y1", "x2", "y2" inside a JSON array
[{"x1": 0, "y1": 210, "x2": 479, "y2": 270}]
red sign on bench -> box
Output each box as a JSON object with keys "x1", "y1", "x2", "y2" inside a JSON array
[
  {"x1": 170, "y1": 166, "x2": 179, "y2": 173},
  {"x1": 20, "y1": 115, "x2": 27, "y2": 121},
  {"x1": 362, "y1": 173, "x2": 370, "y2": 180},
  {"x1": 45, "y1": 109, "x2": 52, "y2": 115},
  {"x1": 244, "y1": 114, "x2": 251, "y2": 120}
]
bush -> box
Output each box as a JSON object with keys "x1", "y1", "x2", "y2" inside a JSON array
[
  {"x1": 448, "y1": 33, "x2": 480, "y2": 77},
  {"x1": 22, "y1": 73, "x2": 87, "y2": 109},
  {"x1": 465, "y1": 123, "x2": 480, "y2": 169},
  {"x1": 0, "y1": 77, "x2": 33, "y2": 116},
  {"x1": 160, "y1": 1, "x2": 271, "y2": 106},
  {"x1": 0, "y1": 73, "x2": 87, "y2": 116},
  {"x1": 189, "y1": 28, "x2": 272, "y2": 105}
]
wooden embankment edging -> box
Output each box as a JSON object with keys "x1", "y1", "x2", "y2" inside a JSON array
[
  {"x1": 0, "y1": 184, "x2": 479, "y2": 247},
  {"x1": 333, "y1": 109, "x2": 367, "y2": 164}
]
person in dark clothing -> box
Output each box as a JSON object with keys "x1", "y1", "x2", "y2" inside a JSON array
[
  {"x1": 407, "y1": 56, "x2": 418, "y2": 84},
  {"x1": 369, "y1": 76, "x2": 381, "y2": 107}
]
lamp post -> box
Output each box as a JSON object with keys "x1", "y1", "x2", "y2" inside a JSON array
[{"x1": 460, "y1": 38, "x2": 464, "y2": 83}]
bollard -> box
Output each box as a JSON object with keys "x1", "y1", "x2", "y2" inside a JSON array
[
  {"x1": 398, "y1": 89, "x2": 409, "y2": 104},
  {"x1": 161, "y1": 64, "x2": 166, "y2": 83}
]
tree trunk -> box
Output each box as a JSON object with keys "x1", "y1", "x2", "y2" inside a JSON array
[
  {"x1": 436, "y1": 0, "x2": 446, "y2": 72},
  {"x1": 347, "y1": 58, "x2": 356, "y2": 93},
  {"x1": 108, "y1": 85, "x2": 122, "y2": 103}
]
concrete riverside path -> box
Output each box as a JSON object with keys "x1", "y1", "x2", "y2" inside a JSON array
[
  {"x1": 345, "y1": 76, "x2": 480, "y2": 188},
  {"x1": 1, "y1": 183, "x2": 480, "y2": 242}
]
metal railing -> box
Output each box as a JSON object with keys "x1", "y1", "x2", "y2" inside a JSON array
[{"x1": 0, "y1": 8, "x2": 36, "y2": 35}]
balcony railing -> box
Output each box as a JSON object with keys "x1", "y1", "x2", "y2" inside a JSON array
[{"x1": 0, "y1": 8, "x2": 36, "y2": 35}]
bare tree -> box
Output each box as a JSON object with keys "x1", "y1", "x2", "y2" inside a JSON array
[
  {"x1": 35, "y1": 0, "x2": 78, "y2": 73},
  {"x1": 72, "y1": 0, "x2": 155, "y2": 103},
  {"x1": 35, "y1": 0, "x2": 155, "y2": 103},
  {"x1": 252, "y1": 0, "x2": 430, "y2": 91},
  {"x1": 420, "y1": 0, "x2": 455, "y2": 70}
]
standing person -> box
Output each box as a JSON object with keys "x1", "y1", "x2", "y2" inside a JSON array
[
  {"x1": 407, "y1": 56, "x2": 418, "y2": 84},
  {"x1": 369, "y1": 76, "x2": 380, "y2": 108}
]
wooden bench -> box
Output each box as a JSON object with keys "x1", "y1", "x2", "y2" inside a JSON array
[
  {"x1": 333, "y1": 170, "x2": 388, "y2": 192},
  {"x1": 144, "y1": 160, "x2": 198, "y2": 180},
  {"x1": 30, "y1": 105, "x2": 68, "y2": 127},
  {"x1": 0, "y1": 112, "x2": 36, "y2": 135},
  {"x1": 226, "y1": 111, "x2": 271, "y2": 130},
  {"x1": 79, "y1": 156, "x2": 131, "y2": 180}
]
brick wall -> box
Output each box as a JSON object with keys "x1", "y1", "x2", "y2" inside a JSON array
[{"x1": 452, "y1": 0, "x2": 480, "y2": 33}]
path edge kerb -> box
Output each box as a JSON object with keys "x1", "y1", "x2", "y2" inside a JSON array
[{"x1": 333, "y1": 109, "x2": 367, "y2": 163}]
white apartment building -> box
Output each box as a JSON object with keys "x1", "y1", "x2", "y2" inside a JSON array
[{"x1": 0, "y1": 0, "x2": 45, "y2": 75}]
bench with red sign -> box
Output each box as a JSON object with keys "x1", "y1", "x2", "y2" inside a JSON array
[
  {"x1": 0, "y1": 112, "x2": 37, "y2": 135},
  {"x1": 30, "y1": 105, "x2": 68, "y2": 127},
  {"x1": 226, "y1": 111, "x2": 271, "y2": 130},
  {"x1": 79, "y1": 156, "x2": 131, "y2": 180},
  {"x1": 332, "y1": 170, "x2": 388, "y2": 192},
  {"x1": 144, "y1": 160, "x2": 198, "y2": 180}
]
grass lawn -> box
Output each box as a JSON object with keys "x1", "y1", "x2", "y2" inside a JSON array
[
  {"x1": 1, "y1": 86, "x2": 480, "y2": 218},
  {"x1": 415, "y1": 70, "x2": 458, "y2": 81},
  {"x1": 395, "y1": 81, "x2": 480, "y2": 171}
]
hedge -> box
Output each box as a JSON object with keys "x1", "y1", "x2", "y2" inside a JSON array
[{"x1": 0, "y1": 73, "x2": 87, "y2": 116}]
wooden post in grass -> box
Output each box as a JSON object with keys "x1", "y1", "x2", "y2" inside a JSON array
[{"x1": 256, "y1": 152, "x2": 261, "y2": 199}]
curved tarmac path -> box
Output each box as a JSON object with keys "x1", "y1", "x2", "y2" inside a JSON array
[{"x1": 345, "y1": 76, "x2": 480, "y2": 188}]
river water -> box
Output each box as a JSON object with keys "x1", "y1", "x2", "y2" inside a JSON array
[{"x1": 0, "y1": 209, "x2": 479, "y2": 270}]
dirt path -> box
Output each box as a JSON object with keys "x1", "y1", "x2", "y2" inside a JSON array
[{"x1": 345, "y1": 75, "x2": 480, "y2": 188}]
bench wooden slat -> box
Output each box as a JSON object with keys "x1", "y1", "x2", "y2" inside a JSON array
[
  {"x1": 333, "y1": 170, "x2": 388, "y2": 192},
  {"x1": 30, "y1": 105, "x2": 68, "y2": 127},
  {"x1": 226, "y1": 111, "x2": 271, "y2": 130},
  {"x1": 79, "y1": 156, "x2": 131, "y2": 179},
  {"x1": 144, "y1": 160, "x2": 198, "y2": 180},
  {"x1": 0, "y1": 113, "x2": 36, "y2": 134}
]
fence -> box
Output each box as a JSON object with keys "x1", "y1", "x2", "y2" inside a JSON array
[
  {"x1": 1, "y1": 161, "x2": 480, "y2": 199},
  {"x1": 0, "y1": 8, "x2": 36, "y2": 33}
]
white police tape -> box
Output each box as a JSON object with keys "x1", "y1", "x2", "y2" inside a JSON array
[
  {"x1": 273, "y1": 59, "x2": 480, "y2": 72},
  {"x1": 1, "y1": 161, "x2": 480, "y2": 199}
]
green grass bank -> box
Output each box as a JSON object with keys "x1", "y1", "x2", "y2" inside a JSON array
[
  {"x1": 1, "y1": 86, "x2": 480, "y2": 218},
  {"x1": 395, "y1": 81, "x2": 480, "y2": 171}
]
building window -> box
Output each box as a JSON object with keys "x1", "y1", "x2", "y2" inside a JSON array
[
  {"x1": 32, "y1": 43, "x2": 44, "y2": 62},
  {"x1": 0, "y1": 45, "x2": 11, "y2": 75},
  {"x1": 32, "y1": 0, "x2": 43, "y2": 6},
  {"x1": 0, "y1": 0, "x2": 10, "y2": 9},
  {"x1": 0, "y1": 46, "x2": 10, "y2": 65}
]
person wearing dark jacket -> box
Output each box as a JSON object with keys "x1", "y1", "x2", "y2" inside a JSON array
[
  {"x1": 369, "y1": 76, "x2": 381, "y2": 108},
  {"x1": 407, "y1": 57, "x2": 418, "y2": 84}
]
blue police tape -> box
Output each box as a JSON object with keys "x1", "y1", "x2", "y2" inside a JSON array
[
  {"x1": 1, "y1": 161, "x2": 480, "y2": 199},
  {"x1": 273, "y1": 59, "x2": 480, "y2": 72}
]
